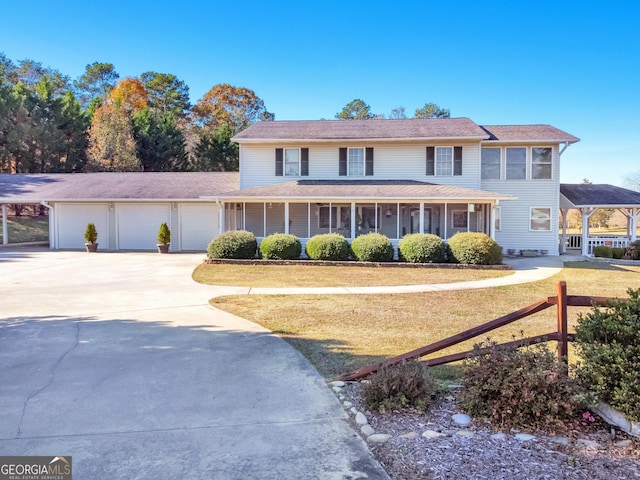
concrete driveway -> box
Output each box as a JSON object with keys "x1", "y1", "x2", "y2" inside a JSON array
[{"x1": 0, "y1": 248, "x2": 389, "y2": 479}]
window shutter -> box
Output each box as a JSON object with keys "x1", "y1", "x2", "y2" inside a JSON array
[
  {"x1": 301, "y1": 148, "x2": 309, "y2": 176},
  {"x1": 365, "y1": 147, "x2": 374, "y2": 176},
  {"x1": 426, "y1": 147, "x2": 435, "y2": 175},
  {"x1": 275, "y1": 148, "x2": 283, "y2": 176},
  {"x1": 454, "y1": 146, "x2": 463, "y2": 176},
  {"x1": 339, "y1": 148, "x2": 347, "y2": 176}
]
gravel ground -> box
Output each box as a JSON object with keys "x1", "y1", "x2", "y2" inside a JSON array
[{"x1": 345, "y1": 383, "x2": 640, "y2": 480}]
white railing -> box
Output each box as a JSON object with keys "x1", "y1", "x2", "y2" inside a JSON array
[
  {"x1": 564, "y1": 234, "x2": 582, "y2": 250},
  {"x1": 587, "y1": 236, "x2": 630, "y2": 255}
]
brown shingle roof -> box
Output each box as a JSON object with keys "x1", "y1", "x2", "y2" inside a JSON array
[
  {"x1": 232, "y1": 118, "x2": 490, "y2": 142},
  {"x1": 0, "y1": 173, "x2": 240, "y2": 202},
  {"x1": 481, "y1": 125, "x2": 580, "y2": 143},
  {"x1": 220, "y1": 180, "x2": 515, "y2": 201},
  {"x1": 560, "y1": 183, "x2": 640, "y2": 207}
]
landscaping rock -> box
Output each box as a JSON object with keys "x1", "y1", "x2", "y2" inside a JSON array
[
  {"x1": 456, "y1": 431, "x2": 475, "y2": 438},
  {"x1": 422, "y1": 430, "x2": 446, "y2": 439},
  {"x1": 576, "y1": 439, "x2": 603, "y2": 450},
  {"x1": 515, "y1": 433, "x2": 536, "y2": 442},
  {"x1": 332, "y1": 386, "x2": 342, "y2": 393},
  {"x1": 451, "y1": 413, "x2": 472, "y2": 427},
  {"x1": 491, "y1": 433, "x2": 507, "y2": 441},
  {"x1": 615, "y1": 440, "x2": 633, "y2": 448},
  {"x1": 366, "y1": 434, "x2": 392, "y2": 444},
  {"x1": 331, "y1": 381, "x2": 346, "y2": 388},
  {"x1": 355, "y1": 412, "x2": 368, "y2": 426},
  {"x1": 548, "y1": 436, "x2": 571, "y2": 446},
  {"x1": 361, "y1": 424, "x2": 375, "y2": 437},
  {"x1": 343, "y1": 401, "x2": 353, "y2": 409},
  {"x1": 399, "y1": 432, "x2": 418, "y2": 440}
]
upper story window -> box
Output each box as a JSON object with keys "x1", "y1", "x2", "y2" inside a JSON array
[
  {"x1": 275, "y1": 148, "x2": 309, "y2": 177},
  {"x1": 284, "y1": 148, "x2": 300, "y2": 176},
  {"x1": 436, "y1": 147, "x2": 453, "y2": 176},
  {"x1": 426, "y1": 146, "x2": 463, "y2": 176},
  {"x1": 505, "y1": 147, "x2": 526, "y2": 180},
  {"x1": 531, "y1": 147, "x2": 552, "y2": 179},
  {"x1": 481, "y1": 148, "x2": 501, "y2": 179},
  {"x1": 348, "y1": 148, "x2": 365, "y2": 176},
  {"x1": 339, "y1": 147, "x2": 374, "y2": 176}
]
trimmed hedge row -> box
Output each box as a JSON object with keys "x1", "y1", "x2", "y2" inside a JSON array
[{"x1": 207, "y1": 231, "x2": 504, "y2": 265}]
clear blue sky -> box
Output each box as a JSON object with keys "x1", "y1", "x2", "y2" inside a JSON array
[{"x1": 2, "y1": 0, "x2": 638, "y2": 187}]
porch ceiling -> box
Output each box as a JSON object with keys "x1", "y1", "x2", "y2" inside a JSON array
[
  {"x1": 560, "y1": 183, "x2": 640, "y2": 208},
  {"x1": 219, "y1": 180, "x2": 516, "y2": 202}
]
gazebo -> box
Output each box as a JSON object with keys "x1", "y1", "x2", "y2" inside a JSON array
[{"x1": 560, "y1": 184, "x2": 640, "y2": 256}]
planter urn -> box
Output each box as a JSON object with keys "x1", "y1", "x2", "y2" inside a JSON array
[
  {"x1": 85, "y1": 242, "x2": 98, "y2": 253},
  {"x1": 157, "y1": 243, "x2": 170, "y2": 254}
]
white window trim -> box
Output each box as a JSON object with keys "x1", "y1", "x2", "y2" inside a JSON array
[
  {"x1": 529, "y1": 207, "x2": 552, "y2": 231},
  {"x1": 531, "y1": 146, "x2": 553, "y2": 180},
  {"x1": 283, "y1": 147, "x2": 301, "y2": 177},
  {"x1": 435, "y1": 146, "x2": 454, "y2": 176},
  {"x1": 347, "y1": 147, "x2": 365, "y2": 177}
]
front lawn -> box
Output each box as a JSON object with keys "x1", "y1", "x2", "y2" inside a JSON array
[
  {"x1": 0, "y1": 216, "x2": 49, "y2": 243},
  {"x1": 193, "y1": 263, "x2": 510, "y2": 288},
  {"x1": 209, "y1": 262, "x2": 640, "y2": 378}
]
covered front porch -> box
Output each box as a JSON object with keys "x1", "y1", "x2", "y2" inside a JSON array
[
  {"x1": 559, "y1": 183, "x2": 640, "y2": 256},
  {"x1": 219, "y1": 180, "x2": 515, "y2": 252}
]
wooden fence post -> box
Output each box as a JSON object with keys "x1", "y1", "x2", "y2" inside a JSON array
[{"x1": 557, "y1": 281, "x2": 568, "y2": 363}]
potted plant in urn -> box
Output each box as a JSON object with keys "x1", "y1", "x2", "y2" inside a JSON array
[
  {"x1": 157, "y1": 222, "x2": 171, "y2": 253},
  {"x1": 84, "y1": 223, "x2": 98, "y2": 252}
]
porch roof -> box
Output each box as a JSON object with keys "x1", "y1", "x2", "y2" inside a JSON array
[
  {"x1": 220, "y1": 180, "x2": 516, "y2": 202},
  {"x1": 560, "y1": 183, "x2": 640, "y2": 208}
]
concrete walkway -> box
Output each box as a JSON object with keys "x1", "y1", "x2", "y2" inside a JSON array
[
  {"x1": 244, "y1": 255, "x2": 564, "y2": 296},
  {"x1": 0, "y1": 248, "x2": 389, "y2": 480}
]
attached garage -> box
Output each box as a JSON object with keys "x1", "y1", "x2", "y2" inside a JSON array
[
  {"x1": 56, "y1": 203, "x2": 109, "y2": 249},
  {"x1": 179, "y1": 204, "x2": 220, "y2": 251},
  {"x1": 116, "y1": 203, "x2": 171, "y2": 250}
]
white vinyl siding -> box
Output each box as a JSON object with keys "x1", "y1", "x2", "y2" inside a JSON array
[{"x1": 239, "y1": 143, "x2": 481, "y2": 189}]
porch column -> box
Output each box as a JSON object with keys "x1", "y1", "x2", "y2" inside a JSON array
[
  {"x1": 396, "y1": 203, "x2": 400, "y2": 239},
  {"x1": 220, "y1": 203, "x2": 226, "y2": 233},
  {"x1": 489, "y1": 204, "x2": 496, "y2": 239},
  {"x1": 580, "y1": 208, "x2": 595, "y2": 256},
  {"x1": 2, "y1": 204, "x2": 7, "y2": 245},
  {"x1": 632, "y1": 207, "x2": 639, "y2": 242},
  {"x1": 419, "y1": 202, "x2": 424, "y2": 233},
  {"x1": 263, "y1": 203, "x2": 267, "y2": 237},
  {"x1": 467, "y1": 203, "x2": 471, "y2": 232},
  {"x1": 350, "y1": 202, "x2": 356, "y2": 239},
  {"x1": 284, "y1": 202, "x2": 289, "y2": 234},
  {"x1": 307, "y1": 203, "x2": 311, "y2": 238},
  {"x1": 444, "y1": 203, "x2": 448, "y2": 239},
  {"x1": 560, "y1": 208, "x2": 568, "y2": 254}
]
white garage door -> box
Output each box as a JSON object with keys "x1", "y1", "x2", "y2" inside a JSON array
[
  {"x1": 117, "y1": 203, "x2": 170, "y2": 250},
  {"x1": 56, "y1": 203, "x2": 109, "y2": 249},
  {"x1": 180, "y1": 204, "x2": 219, "y2": 251}
]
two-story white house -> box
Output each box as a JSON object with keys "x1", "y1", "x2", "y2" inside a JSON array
[
  {"x1": 0, "y1": 117, "x2": 583, "y2": 255},
  {"x1": 222, "y1": 118, "x2": 579, "y2": 255}
]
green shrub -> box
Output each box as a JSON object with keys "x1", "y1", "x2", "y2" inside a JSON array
[
  {"x1": 398, "y1": 233, "x2": 445, "y2": 263},
  {"x1": 362, "y1": 361, "x2": 437, "y2": 412},
  {"x1": 259, "y1": 233, "x2": 301, "y2": 260},
  {"x1": 612, "y1": 247, "x2": 626, "y2": 259},
  {"x1": 207, "y1": 230, "x2": 257, "y2": 259},
  {"x1": 305, "y1": 233, "x2": 350, "y2": 260},
  {"x1": 350, "y1": 232, "x2": 394, "y2": 262},
  {"x1": 459, "y1": 341, "x2": 584, "y2": 430},
  {"x1": 593, "y1": 245, "x2": 613, "y2": 258},
  {"x1": 447, "y1": 232, "x2": 503, "y2": 265},
  {"x1": 157, "y1": 222, "x2": 171, "y2": 245},
  {"x1": 84, "y1": 223, "x2": 97, "y2": 243},
  {"x1": 575, "y1": 288, "x2": 640, "y2": 421}
]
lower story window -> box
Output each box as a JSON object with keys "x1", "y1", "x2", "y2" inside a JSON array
[
  {"x1": 452, "y1": 210, "x2": 468, "y2": 228},
  {"x1": 530, "y1": 207, "x2": 551, "y2": 231}
]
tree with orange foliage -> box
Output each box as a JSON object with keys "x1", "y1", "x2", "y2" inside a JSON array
[
  {"x1": 87, "y1": 102, "x2": 141, "y2": 171},
  {"x1": 191, "y1": 83, "x2": 272, "y2": 134},
  {"x1": 108, "y1": 77, "x2": 148, "y2": 112}
]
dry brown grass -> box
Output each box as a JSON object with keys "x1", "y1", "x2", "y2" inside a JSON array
[
  {"x1": 210, "y1": 261, "x2": 640, "y2": 378},
  {"x1": 192, "y1": 263, "x2": 509, "y2": 287}
]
